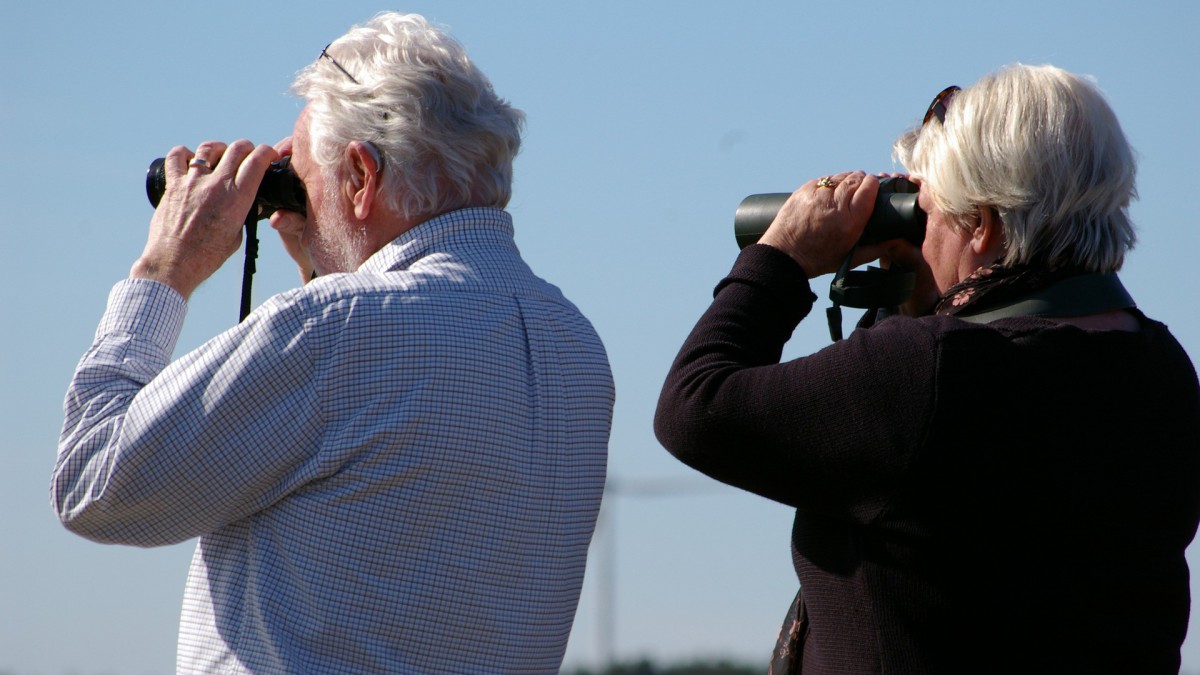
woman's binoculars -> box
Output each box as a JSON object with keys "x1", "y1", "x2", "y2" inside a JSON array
[{"x1": 733, "y1": 176, "x2": 926, "y2": 249}]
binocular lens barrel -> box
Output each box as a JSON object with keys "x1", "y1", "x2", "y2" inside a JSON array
[
  {"x1": 734, "y1": 176, "x2": 926, "y2": 249},
  {"x1": 145, "y1": 156, "x2": 308, "y2": 219}
]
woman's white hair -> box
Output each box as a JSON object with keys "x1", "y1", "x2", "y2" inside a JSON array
[
  {"x1": 292, "y1": 13, "x2": 525, "y2": 220},
  {"x1": 894, "y1": 64, "x2": 1137, "y2": 273}
]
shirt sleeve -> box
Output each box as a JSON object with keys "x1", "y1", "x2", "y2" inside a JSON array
[
  {"x1": 654, "y1": 245, "x2": 939, "y2": 524},
  {"x1": 53, "y1": 279, "x2": 325, "y2": 546}
]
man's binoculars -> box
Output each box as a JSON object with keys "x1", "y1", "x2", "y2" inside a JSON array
[{"x1": 146, "y1": 157, "x2": 307, "y2": 219}]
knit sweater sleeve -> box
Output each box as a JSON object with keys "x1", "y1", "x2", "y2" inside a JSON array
[{"x1": 654, "y1": 244, "x2": 939, "y2": 523}]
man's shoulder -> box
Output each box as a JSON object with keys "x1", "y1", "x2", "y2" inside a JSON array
[{"x1": 257, "y1": 265, "x2": 589, "y2": 334}]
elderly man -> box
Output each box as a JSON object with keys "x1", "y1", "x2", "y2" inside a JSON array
[{"x1": 54, "y1": 13, "x2": 613, "y2": 673}]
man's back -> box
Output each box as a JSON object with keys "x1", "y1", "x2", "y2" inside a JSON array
[{"x1": 57, "y1": 209, "x2": 614, "y2": 673}]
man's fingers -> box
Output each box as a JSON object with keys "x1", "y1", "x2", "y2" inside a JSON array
[
  {"x1": 232, "y1": 142, "x2": 279, "y2": 194},
  {"x1": 163, "y1": 145, "x2": 192, "y2": 183},
  {"x1": 190, "y1": 141, "x2": 228, "y2": 169}
]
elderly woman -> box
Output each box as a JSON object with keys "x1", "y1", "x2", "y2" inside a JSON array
[{"x1": 655, "y1": 64, "x2": 1200, "y2": 673}]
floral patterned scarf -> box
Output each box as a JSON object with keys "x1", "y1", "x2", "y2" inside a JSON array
[{"x1": 933, "y1": 260, "x2": 1084, "y2": 317}]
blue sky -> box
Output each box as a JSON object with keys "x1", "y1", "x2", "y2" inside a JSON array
[{"x1": 3, "y1": 1, "x2": 1199, "y2": 672}]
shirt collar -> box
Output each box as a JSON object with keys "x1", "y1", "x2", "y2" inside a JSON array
[{"x1": 357, "y1": 207, "x2": 515, "y2": 275}]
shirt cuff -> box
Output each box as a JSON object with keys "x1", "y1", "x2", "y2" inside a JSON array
[{"x1": 96, "y1": 279, "x2": 188, "y2": 358}]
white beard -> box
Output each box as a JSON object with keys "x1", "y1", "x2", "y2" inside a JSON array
[{"x1": 310, "y1": 182, "x2": 370, "y2": 274}]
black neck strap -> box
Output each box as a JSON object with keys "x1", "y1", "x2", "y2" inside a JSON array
[
  {"x1": 825, "y1": 244, "x2": 918, "y2": 341},
  {"x1": 954, "y1": 272, "x2": 1136, "y2": 324}
]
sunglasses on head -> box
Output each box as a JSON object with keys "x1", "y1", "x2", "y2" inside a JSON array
[{"x1": 922, "y1": 85, "x2": 961, "y2": 126}]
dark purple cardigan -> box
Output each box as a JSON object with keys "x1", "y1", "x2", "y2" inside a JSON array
[{"x1": 655, "y1": 245, "x2": 1200, "y2": 674}]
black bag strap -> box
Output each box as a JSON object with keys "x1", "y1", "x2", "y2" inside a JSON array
[{"x1": 955, "y1": 272, "x2": 1135, "y2": 324}]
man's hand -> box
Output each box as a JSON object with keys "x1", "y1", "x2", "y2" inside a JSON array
[
  {"x1": 269, "y1": 209, "x2": 316, "y2": 283},
  {"x1": 757, "y1": 171, "x2": 881, "y2": 279},
  {"x1": 131, "y1": 140, "x2": 279, "y2": 299},
  {"x1": 267, "y1": 135, "x2": 316, "y2": 283}
]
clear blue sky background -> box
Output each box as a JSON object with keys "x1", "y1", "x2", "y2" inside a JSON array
[{"x1": 3, "y1": 1, "x2": 1198, "y2": 673}]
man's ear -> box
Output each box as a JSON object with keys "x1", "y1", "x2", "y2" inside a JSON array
[
  {"x1": 971, "y1": 206, "x2": 1004, "y2": 257},
  {"x1": 344, "y1": 141, "x2": 383, "y2": 220}
]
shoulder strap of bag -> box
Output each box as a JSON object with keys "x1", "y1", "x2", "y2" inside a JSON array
[{"x1": 955, "y1": 272, "x2": 1135, "y2": 324}]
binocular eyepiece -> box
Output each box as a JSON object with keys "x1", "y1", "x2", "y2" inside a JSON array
[
  {"x1": 145, "y1": 156, "x2": 307, "y2": 219},
  {"x1": 734, "y1": 176, "x2": 926, "y2": 249}
]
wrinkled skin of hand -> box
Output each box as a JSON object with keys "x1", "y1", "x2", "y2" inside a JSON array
[{"x1": 132, "y1": 140, "x2": 279, "y2": 298}]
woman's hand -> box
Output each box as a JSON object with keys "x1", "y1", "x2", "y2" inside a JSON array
[
  {"x1": 757, "y1": 171, "x2": 881, "y2": 278},
  {"x1": 881, "y1": 239, "x2": 938, "y2": 316}
]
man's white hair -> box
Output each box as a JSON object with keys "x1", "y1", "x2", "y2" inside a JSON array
[
  {"x1": 894, "y1": 64, "x2": 1137, "y2": 273},
  {"x1": 293, "y1": 12, "x2": 525, "y2": 221}
]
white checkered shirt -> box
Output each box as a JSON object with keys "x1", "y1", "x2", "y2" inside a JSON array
[{"x1": 54, "y1": 208, "x2": 615, "y2": 674}]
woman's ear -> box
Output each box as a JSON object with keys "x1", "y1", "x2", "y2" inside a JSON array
[{"x1": 971, "y1": 206, "x2": 1004, "y2": 257}]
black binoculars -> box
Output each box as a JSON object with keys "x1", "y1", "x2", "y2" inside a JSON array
[
  {"x1": 145, "y1": 157, "x2": 307, "y2": 219},
  {"x1": 733, "y1": 176, "x2": 926, "y2": 249}
]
